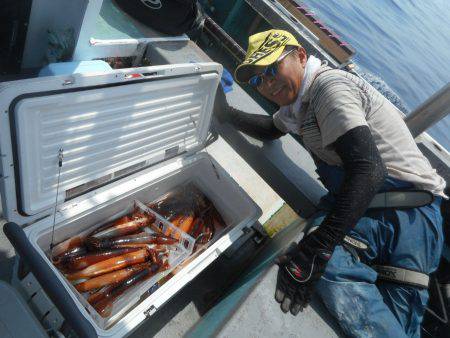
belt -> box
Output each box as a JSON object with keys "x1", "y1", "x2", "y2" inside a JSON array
[
  {"x1": 306, "y1": 190, "x2": 434, "y2": 288},
  {"x1": 306, "y1": 227, "x2": 430, "y2": 289},
  {"x1": 373, "y1": 265, "x2": 429, "y2": 288},
  {"x1": 368, "y1": 190, "x2": 434, "y2": 210},
  {"x1": 343, "y1": 236, "x2": 429, "y2": 289}
]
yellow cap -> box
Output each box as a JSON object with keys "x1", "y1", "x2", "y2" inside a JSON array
[{"x1": 235, "y1": 29, "x2": 301, "y2": 83}]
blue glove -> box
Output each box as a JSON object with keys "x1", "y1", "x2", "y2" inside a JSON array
[{"x1": 220, "y1": 68, "x2": 234, "y2": 94}]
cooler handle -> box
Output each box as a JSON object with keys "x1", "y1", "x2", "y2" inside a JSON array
[{"x1": 3, "y1": 222, "x2": 97, "y2": 338}]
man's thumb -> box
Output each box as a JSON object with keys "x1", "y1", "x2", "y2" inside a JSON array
[{"x1": 274, "y1": 254, "x2": 290, "y2": 266}]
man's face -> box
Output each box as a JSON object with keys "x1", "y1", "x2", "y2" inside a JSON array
[{"x1": 255, "y1": 47, "x2": 308, "y2": 106}]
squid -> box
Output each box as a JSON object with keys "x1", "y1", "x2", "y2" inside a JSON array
[
  {"x1": 173, "y1": 214, "x2": 195, "y2": 239},
  {"x1": 65, "y1": 248, "x2": 151, "y2": 281},
  {"x1": 89, "y1": 211, "x2": 155, "y2": 240},
  {"x1": 52, "y1": 246, "x2": 87, "y2": 267},
  {"x1": 191, "y1": 212, "x2": 215, "y2": 250},
  {"x1": 87, "y1": 285, "x2": 113, "y2": 306},
  {"x1": 75, "y1": 262, "x2": 149, "y2": 292},
  {"x1": 195, "y1": 225, "x2": 214, "y2": 245},
  {"x1": 86, "y1": 240, "x2": 171, "y2": 263},
  {"x1": 49, "y1": 212, "x2": 144, "y2": 258},
  {"x1": 148, "y1": 184, "x2": 207, "y2": 219},
  {"x1": 166, "y1": 213, "x2": 194, "y2": 238},
  {"x1": 50, "y1": 225, "x2": 101, "y2": 258},
  {"x1": 147, "y1": 188, "x2": 187, "y2": 218},
  {"x1": 87, "y1": 232, "x2": 178, "y2": 250},
  {"x1": 189, "y1": 217, "x2": 205, "y2": 239},
  {"x1": 62, "y1": 247, "x2": 139, "y2": 271},
  {"x1": 106, "y1": 244, "x2": 171, "y2": 263},
  {"x1": 91, "y1": 261, "x2": 169, "y2": 317}
]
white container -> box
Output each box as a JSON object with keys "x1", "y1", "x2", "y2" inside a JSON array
[
  {"x1": 55, "y1": 199, "x2": 196, "y2": 330},
  {"x1": 0, "y1": 63, "x2": 261, "y2": 337}
]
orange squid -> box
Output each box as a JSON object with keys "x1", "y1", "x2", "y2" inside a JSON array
[
  {"x1": 63, "y1": 247, "x2": 139, "y2": 271},
  {"x1": 75, "y1": 263, "x2": 149, "y2": 292},
  {"x1": 87, "y1": 232, "x2": 178, "y2": 250},
  {"x1": 89, "y1": 211, "x2": 155, "y2": 240},
  {"x1": 92, "y1": 261, "x2": 169, "y2": 317},
  {"x1": 65, "y1": 248, "x2": 150, "y2": 281}
]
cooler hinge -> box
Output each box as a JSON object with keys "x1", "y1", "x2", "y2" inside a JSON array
[{"x1": 164, "y1": 145, "x2": 180, "y2": 160}]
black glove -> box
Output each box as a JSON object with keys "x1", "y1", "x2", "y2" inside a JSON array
[
  {"x1": 275, "y1": 234, "x2": 332, "y2": 315},
  {"x1": 213, "y1": 84, "x2": 285, "y2": 139},
  {"x1": 213, "y1": 84, "x2": 231, "y2": 123}
]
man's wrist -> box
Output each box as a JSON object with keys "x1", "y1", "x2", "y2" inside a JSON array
[{"x1": 301, "y1": 231, "x2": 331, "y2": 252}]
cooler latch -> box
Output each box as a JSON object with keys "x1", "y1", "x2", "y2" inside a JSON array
[
  {"x1": 223, "y1": 223, "x2": 268, "y2": 259},
  {"x1": 251, "y1": 223, "x2": 268, "y2": 245},
  {"x1": 144, "y1": 305, "x2": 157, "y2": 318}
]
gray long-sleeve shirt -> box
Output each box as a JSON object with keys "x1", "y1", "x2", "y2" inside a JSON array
[{"x1": 273, "y1": 66, "x2": 446, "y2": 197}]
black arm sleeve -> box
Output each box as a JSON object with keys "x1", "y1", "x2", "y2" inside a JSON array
[
  {"x1": 214, "y1": 85, "x2": 286, "y2": 140},
  {"x1": 227, "y1": 108, "x2": 286, "y2": 140},
  {"x1": 309, "y1": 125, "x2": 387, "y2": 251}
]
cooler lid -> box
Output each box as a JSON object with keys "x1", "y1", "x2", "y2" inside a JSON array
[{"x1": 0, "y1": 63, "x2": 222, "y2": 222}]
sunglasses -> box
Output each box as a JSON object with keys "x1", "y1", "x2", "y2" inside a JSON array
[{"x1": 248, "y1": 48, "x2": 296, "y2": 88}]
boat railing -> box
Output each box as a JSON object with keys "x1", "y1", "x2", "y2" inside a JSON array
[{"x1": 404, "y1": 83, "x2": 450, "y2": 138}]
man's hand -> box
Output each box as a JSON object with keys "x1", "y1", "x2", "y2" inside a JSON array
[{"x1": 274, "y1": 236, "x2": 332, "y2": 315}]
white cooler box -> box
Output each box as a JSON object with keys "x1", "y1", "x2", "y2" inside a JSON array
[{"x1": 0, "y1": 63, "x2": 261, "y2": 337}]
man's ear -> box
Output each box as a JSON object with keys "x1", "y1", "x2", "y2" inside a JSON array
[{"x1": 297, "y1": 47, "x2": 308, "y2": 66}]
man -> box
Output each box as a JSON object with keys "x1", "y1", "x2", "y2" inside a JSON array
[{"x1": 215, "y1": 29, "x2": 446, "y2": 337}]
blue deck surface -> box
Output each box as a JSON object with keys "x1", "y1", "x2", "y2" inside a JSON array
[
  {"x1": 94, "y1": 0, "x2": 144, "y2": 40},
  {"x1": 186, "y1": 218, "x2": 342, "y2": 338}
]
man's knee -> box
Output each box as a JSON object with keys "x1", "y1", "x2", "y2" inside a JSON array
[
  {"x1": 377, "y1": 282, "x2": 428, "y2": 338},
  {"x1": 316, "y1": 274, "x2": 408, "y2": 338}
]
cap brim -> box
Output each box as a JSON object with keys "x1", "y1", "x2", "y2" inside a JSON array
[
  {"x1": 235, "y1": 64, "x2": 260, "y2": 84},
  {"x1": 234, "y1": 46, "x2": 286, "y2": 84}
]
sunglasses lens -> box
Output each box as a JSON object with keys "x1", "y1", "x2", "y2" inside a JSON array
[
  {"x1": 248, "y1": 75, "x2": 262, "y2": 87},
  {"x1": 266, "y1": 64, "x2": 277, "y2": 77},
  {"x1": 248, "y1": 63, "x2": 278, "y2": 87}
]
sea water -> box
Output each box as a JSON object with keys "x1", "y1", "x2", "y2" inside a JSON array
[{"x1": 301, "y1": 0, "x2": 450, "y2": 150}]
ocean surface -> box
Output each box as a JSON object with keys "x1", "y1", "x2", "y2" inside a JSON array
[{"x1": 300, "y1": 0, "x2": 450, "y2": 150}]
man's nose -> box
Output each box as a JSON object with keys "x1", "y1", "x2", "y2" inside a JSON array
[{"x1": 265, "y1": 75, "x2": 276, "y2": 88}]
